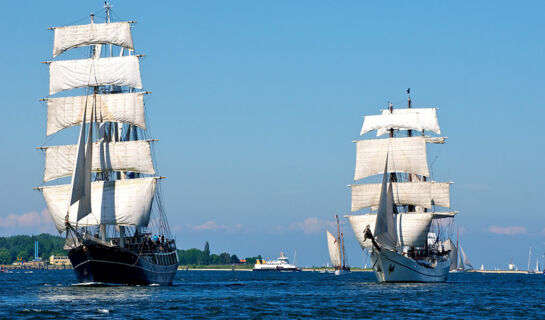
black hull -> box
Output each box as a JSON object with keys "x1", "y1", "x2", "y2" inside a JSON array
[{"x1": 68, "y1": 243, "x2": 177, "y2": 286}]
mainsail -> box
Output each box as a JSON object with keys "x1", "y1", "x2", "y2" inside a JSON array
[
  {"x1": 42, "y1": 177, "x2": 157, "y2": 233},
  {"x1": 347, "y1": 213, "x2": 437, "y2": 249},
  {"x1": 326, "y1": 231, "x2": 342, "y2": 268}
]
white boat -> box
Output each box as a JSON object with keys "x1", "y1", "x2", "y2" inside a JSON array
[
  {"x1": 252, "y1": 252, "x2": 301, "y2": 272},
  {"x1": 508, "y1": 258, "x2": 516, "y2": 271},
  {"x1": 326, "y1": 215, "x2": 351, "y2": 275},
  {"x1": 345, "y1": 92, "x2": 456, "y2": 283}
]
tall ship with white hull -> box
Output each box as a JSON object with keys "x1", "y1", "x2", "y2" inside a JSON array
[
  {"x1": 346, "y1": 91, "x2": 457, "y2": 282},
  {"x1": 36, "y1": 4, "x2": 178, "y2": 285}
]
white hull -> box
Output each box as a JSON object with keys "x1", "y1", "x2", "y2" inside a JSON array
[
  {"x1": 334, "y1": 268, "x2": 351, "y2": 276},
  {"x1": 370, "y1": 248, "x2": 450, "y2": 282}
]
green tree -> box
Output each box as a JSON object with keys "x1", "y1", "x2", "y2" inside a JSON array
[
  {"x1": 0, "y1": 248, "x2": 11, "y2": 264},
  {"x1": 203, "y1": 241, "x2": 210, "y2": 265},
  {"x1": 16, "y1": 250, "x2": 28, "y2": 262},
  {"x1": 230, "y1": 254, "x2": 240, "y2": 264},
  {"x1": 219, "y1": 252, "x2": 231, "y2": 264}
]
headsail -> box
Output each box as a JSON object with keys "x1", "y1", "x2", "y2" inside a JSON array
[
  {"x1": 373, "y1": 155, "x2": 398, "y2": 250},
  {"x1": 326, "y1": 230, "x2": 342, "y2": 268},
  {"x1": 68, "y1": 102, "x2": 94, "y2": 221},
  {"x1": 52, "y1": 21, "x2": 134, "y2": 57}
]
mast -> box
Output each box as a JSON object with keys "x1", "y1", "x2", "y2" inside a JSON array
[
  {"x1": 406, "y1": 88, "x2": 416, "y2": 213},
  {"x1": 341, "y1": 232, "x2": 346, "y2": 268},
  {"x1": 387, "y1": 101, "x2": 397, "y2": 185},
  {"x1": 335, "y1": 214, "x2": 346, "y2": 268},
  {"x1": 528, "y1": 247, "x2": 532, "y2": 271}
]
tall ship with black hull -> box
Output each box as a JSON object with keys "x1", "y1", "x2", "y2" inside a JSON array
[
  {"x1": 345, "y1": 91, "x2": 457, "y2": 282},
  {"x1": 36, "y1": 3, "x2": 178, "y2": 285}
]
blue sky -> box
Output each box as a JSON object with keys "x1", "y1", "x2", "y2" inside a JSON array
[{"x1": 0, "y1": 1, "x2": 544, "y2": 268}]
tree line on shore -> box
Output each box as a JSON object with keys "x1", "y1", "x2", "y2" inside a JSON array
[
  {"x1": 0, "y1": 234, "x2": 65, "y2": 264},
  {"x1": 0, "y1": 235, "x2": 260, "y2": 266},
  {"x1": 177, "y1": 241, "x2": 262, "y2": 266}
]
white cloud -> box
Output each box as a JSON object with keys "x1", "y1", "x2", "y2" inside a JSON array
[
  {"x1": 487, "y1": 225, "x2": 527, "y2": 236},
  {"x1": 269, "y1": 217, "x2": 336, "y2": 235},
  {"x1": 186, "y1": 221, "x2": 243, "y2": 233},
  {"x1": 291, "y1": 217, "x2": 335, "y2": 235},
  {"x1": 0, "y1": 209, "x2": 56, "y2": 235}
]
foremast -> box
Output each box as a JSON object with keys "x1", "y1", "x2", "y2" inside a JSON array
[{"x1": 38, "y1": 4, "x2": 172, "y2": 247}]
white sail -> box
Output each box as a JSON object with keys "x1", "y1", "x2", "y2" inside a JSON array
[
  {"x1": 43, "y1": 140, "x2": 155, "y2": 182},
  {"x1": 49, "y1": 56, "x2": 142, "y2": 95},
  {"x1": 326, "y1": 231, "x2": 342, "y2": 268},
  {"x1": 351, "y1": 181, "x2": 451, "y2": 211},
  {"x1": 46, "y1": 92, "x2": 146, "y2": 136},
  {"x1": 354, "y1": 137, "x2": 429, "y2": 180},
  {"x1": 69, "y1": 103, "x2": 94, "y2": 221},
  {"x1": 374, "y1": 157, "x2": 398, "y2": 250},
  {"x1": 42, "y1": 177, "x2": 157, "y2": 233},
  {"x1": 459, "y1": 246, "x2": 473, "y2": 269},
  {"x1": 347, "y1": 213, "x2": 435, "y2": 249},
  {"x1": 53, "y1": 21, "x2": 134, "y2": 57},
  {"x1": 360, "y1": 108, "x2": 440, "y2": 136}
]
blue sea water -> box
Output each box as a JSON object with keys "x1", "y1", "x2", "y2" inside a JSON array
[{"x1": 0, "y1": 270, "x2": 543, "y2": 319}]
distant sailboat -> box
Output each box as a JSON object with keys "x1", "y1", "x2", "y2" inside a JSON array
[
  {"x1": 528, "y1": 247, "x2": 534, "y2": 274},
  {"x1": 459, "y1": 245, "x2": 473, "y2": 270},
  {"x1": 535, "y1": 259, "x2": 540, "y2": 273},
  {"x1": 326, "y1": 215, "x2": 350, "y2": 275},
  {"x1": 480, "y1": 264, "x2": 484, "y2": 271}
]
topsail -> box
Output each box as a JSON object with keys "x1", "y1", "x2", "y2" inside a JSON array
[
  {"x1": 360, "y1": 108, "x2": 440, "y2": 136},
  {"x1": 53, "y1": 21, "x2": 134, "y2": 57},
  {"x1": 46, "y1": 92, "x2": 146, "y2": 136},
  {"x1": 49, "y1": 56, "x2": 142, "y2": 95}
]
